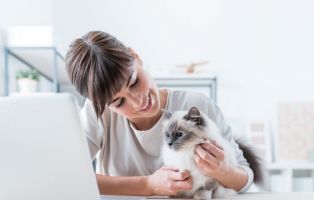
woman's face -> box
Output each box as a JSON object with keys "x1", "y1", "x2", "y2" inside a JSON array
[{"x1": 108, "y1": 59, "x2": 161, "y2": 121}]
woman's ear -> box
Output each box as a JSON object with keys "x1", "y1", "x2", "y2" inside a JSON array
[{"x1": 129, "y1": 47, "x2": 143, "y2": 65}]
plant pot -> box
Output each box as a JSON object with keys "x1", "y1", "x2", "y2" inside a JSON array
[{"x1": 17, "y1": 78, "x2": 38, "y2": 93}]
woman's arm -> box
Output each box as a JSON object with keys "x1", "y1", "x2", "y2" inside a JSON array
[
  {"x1": 96, "y1": 166, "x2": 193, "y2": 196},
  {"x1": 200, "y1": 99, "x2": 254, "y2": 192},
  {"x1": 96, "y1": 174, "x2": 151, "y2": 195},
  {"x1": 210, "y1": 165, "x2": 248, "y2": 192}
]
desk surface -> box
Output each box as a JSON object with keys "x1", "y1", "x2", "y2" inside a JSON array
[{"x1": 101, "y1": 192, "x2": 314, "y2": 200}]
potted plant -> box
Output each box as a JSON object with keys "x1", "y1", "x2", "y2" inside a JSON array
[{"x1": 16, "y1": 69, "x2": 40, "y2": 93}]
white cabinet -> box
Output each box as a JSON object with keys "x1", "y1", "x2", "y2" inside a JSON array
[
  {"x1": 153, "y1": 74, "x2": 217, "y2": 103},
  {"x1": 266, "y1": 161, "x2": 314, "y2": 192}
]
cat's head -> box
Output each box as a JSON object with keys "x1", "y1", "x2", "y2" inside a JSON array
[{"x1": 162, "y1": 107, "x2": 209, "y2": 151}]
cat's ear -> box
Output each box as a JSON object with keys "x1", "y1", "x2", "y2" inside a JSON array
[
  {"x1": 184, "y1": 107, "x2": 203, "y2": 126},
  {"x1": 187, "y1": 107, "x2": 201, "y2": 117},
  {"x1": 162, "y1": 109, "x2": 172, "y2": 119}
]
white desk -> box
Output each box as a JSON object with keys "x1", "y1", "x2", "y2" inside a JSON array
[{"x1": 101, "y1": 192, "x2": 314, "y2": 200}]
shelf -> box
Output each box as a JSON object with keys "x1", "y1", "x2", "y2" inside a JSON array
[
  {"x1": 266, "y1": 161, "x2": 314, "y2": 170},
  {"x1": 3, "y1": 46, "x2": 70, "y2": 96},
  {"x1": 153, "y1": 74, "x2": 217, "y2": 103}
]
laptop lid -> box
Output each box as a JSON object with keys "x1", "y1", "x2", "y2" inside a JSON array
[{"x1": 0, "y1": 94, "x2": 100, "y2": 200}]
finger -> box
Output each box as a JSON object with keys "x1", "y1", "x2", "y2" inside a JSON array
[
  {"x1": 172, "y1": 177, "x2": 193, "y2": 191},
  {"x1": 195, "y1": 145, "x2": 218, "y2": 165},
  {"x1": 162, "y1": 165, "x2": 180, "y2": 172},
  {"x1": 169, "y1": 170, "x2": 190, "y2": 181},
  {"x1": 194, "y1": 153, "x2": 213, "y2": 174},
  {"x1": 179, "y1": 169, "x2": 190, "y2": 177},
  {"x1": 201, "y1": 141, "x2": 224, "y2": 160},
  {"x1": 211, "y1": 140, "x2": 224, "y2": 150}
]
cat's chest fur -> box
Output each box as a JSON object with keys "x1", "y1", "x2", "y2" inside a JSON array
[{"x1": 161, "y1": 144, "x2": 214, "y2": 194}]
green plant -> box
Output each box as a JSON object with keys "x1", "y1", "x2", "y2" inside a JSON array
[{"x1": 16, "y1": 69, "x2": 40, "y2": 81}]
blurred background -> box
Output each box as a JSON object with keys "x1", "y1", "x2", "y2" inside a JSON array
[{"x1": 1, "y1": 0, "x2": 314, "y2": 192}]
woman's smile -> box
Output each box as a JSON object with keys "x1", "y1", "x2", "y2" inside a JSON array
[{"x1": 136, "y1": 91, "x2": 152, "y2": 113}]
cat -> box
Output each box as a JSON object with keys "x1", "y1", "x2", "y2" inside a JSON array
[{"x1": 161, "y1": 107, "x2": 264, "y2": 199}]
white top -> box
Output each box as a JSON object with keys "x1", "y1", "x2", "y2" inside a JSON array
[{"x1": 80, "y1": 90, "x2": 254, "y2": 193}]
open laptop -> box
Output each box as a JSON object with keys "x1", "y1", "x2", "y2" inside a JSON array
[
  {"x1": 0, "y1": 94, "x2": 101, "y2": 200},
  {"x1": 0, "y1": 93, "x2": 167, "y2": 200}
]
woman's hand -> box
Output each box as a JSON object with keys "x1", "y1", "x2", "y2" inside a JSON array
[
  {"x1": 194, "y1": 140, "x2": 230, "y2": 179},
  {"x1": 194, "y1": 140, "x2": 250, "y2": 191},
  {"x1": 146, "y1": 166, "x2": 193, "y2": 196}
]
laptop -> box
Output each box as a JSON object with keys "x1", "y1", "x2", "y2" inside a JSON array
[
  {"x1": 0, "y1": 94, "x2": 101, "y2": 200},
  {"x1": 0, "y1": 93, "x2": 168, "y2": 200}
]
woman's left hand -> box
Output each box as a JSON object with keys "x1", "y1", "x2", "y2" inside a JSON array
[{"x1": 194, "y1": 140, "x2": 229, "y2": 179}]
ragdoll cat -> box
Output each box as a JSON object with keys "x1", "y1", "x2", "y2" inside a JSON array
[{"x1": 161, "y1": 107, "x2": 263, "y2": 200}]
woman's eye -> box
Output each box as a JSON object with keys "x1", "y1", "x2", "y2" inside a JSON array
[
  {"x1": 130, "y1": 77, "x2": 139, "y2": 88},
  {"x1": 116, "y1": 98, "x2": 125, "y2": 108},
  {"x1": 176, "y1": 132, "x2": 183, "y2": 137}
]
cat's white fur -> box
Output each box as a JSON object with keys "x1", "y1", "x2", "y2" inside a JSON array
[{"x1": 161, "y1": 110, "x2": 239, "y2": 199}]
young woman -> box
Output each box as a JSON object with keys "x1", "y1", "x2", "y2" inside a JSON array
[{"x1": 65, "y1": 31, "x2": 253, "y2": 196}]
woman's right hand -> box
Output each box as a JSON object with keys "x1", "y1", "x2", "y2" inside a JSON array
[{"x1": 146, "y1": 166, "x2": 193, "y2": 196}]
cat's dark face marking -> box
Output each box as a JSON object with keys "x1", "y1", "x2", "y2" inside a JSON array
[
  {"x1": 165, "y1": 121, "x2": 194, "y2": 150},
  {"x1": 163, "y1": 107, "x2": 207, "y2": 151}
]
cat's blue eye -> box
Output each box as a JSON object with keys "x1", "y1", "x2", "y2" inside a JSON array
[{"x1": 176, "y1": 132, "x2": 183, "y2": 137}]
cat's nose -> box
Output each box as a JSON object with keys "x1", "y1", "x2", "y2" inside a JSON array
[{"x1": 168, "y1": 142, "x2": 173, "y2": 146}]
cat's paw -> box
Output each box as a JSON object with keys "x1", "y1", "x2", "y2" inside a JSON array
[
  {"x1": 193, "y1": 190, "x2": 212, "y2": 200},
  {"x1": 212, "y1": 187, "x2": 237, "y2": 198},
  {"x1": 171, "y1": 191, "x2": 190, "y2": 199}
]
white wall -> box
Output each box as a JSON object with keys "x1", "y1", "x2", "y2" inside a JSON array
[
  {"x1": 0, "y1": 0, "x2": 53, "y2": 95},
  {"x1": 2, "y1": 0, "x2": 314, "y2": 135},
  {"x1": 52, "y1": 0, "x2": 314, "y2": 128},
  {"x1": 0, "y1": 0, "x2": 52, "y2": 28}
]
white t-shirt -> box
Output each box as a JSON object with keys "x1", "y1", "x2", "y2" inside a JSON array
[{"x1": 80, "y1": 90, "x2": 253, "y2": 193}]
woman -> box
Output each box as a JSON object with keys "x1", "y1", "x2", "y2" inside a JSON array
[{"x1": 65, "y1": 31, "x2": 253, "y2": 196}]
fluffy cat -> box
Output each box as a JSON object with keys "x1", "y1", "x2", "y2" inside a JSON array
[{"x1": 161, "y1": 107, "x2": 263, "y2": 199}]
